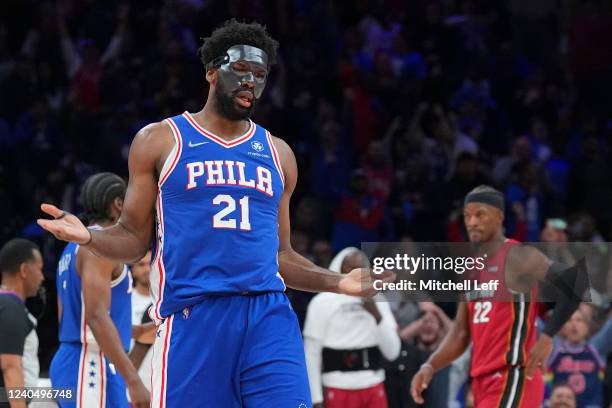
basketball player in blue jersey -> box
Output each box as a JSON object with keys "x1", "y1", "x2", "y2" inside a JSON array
[
  {"x1": 50, "y1": 173, "x2": 150, "y2": 408},
  {"x1": 38, "y1": 20, "x2": 392, "y2": 407}
]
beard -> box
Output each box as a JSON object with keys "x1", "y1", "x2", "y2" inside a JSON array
[{"x1": 214, "y1": 85, "x2": 257, "y2": 121}]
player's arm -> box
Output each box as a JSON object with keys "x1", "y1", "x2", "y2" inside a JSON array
[
  {"x1": 129, "y1": 342, "x2": 151, "y2": 370},
  {"x1": 79, "y1": 250, "x2": 149, "y2": 407},
  {"x1": 506, "y1": 245, "x2": 587, "y2": 377},
  {"x1": 132, "y1": 322, "x2": 156, "y2": 345},
  {"x1": 0, "y1": 300, "x2": 30, "y2": 408},
  {"x1": 38, "y1": 123, "x2": 174, "y2": 263},
  {"x1": 0, "y1": 355, "x2": 26, "y2": 408},
  {"x1": 272, "y1": 136, "x2": 392, "y2": 296},
  {"x1": 410, "y1": 302, "x2": 470, "y2": 405}
]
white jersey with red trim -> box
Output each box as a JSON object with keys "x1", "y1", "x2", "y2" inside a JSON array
[{"x1": 150, "y1": 112, "x2": 286, "y2": 320}]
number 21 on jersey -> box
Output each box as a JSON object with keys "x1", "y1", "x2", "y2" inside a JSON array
[
  {"x1": 212, "y1": 194, "x2": 251, "y2": 231},
  {"x1": 473, "y1": 301, "x2": 492, "y2": 324}
]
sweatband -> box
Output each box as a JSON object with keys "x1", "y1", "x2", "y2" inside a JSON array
[{"x1": 464, "y1": 191, "x2": 505, "y2": 211}]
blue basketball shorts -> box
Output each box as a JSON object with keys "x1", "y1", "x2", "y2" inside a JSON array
[
  {"x1": 150, "y1": 292, "x2": 311, "y2": 407},
  {"x1": 50, "y1": 342, "x2": 129, "y2": 408}
]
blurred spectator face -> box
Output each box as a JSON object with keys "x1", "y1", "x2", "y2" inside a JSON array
[
  {"x1": 560, "y1": 309, "x2": 589, "y2": 345},
  {"x1": 540, "y1": 226, "x2": 560, "y2": 242},
  {"x1": 320, "y1": 121, "x2": 340, "y2": 150},
  {"x1": 568, "y1": 214, "x2": 595, "y2": 241},
  {"x1": 373, "y1": 51, "x2": 393, "y2": 77},
  {"x1": 548, "y1": 384, "x2": 576, "y2": 408},
  {"x1": 365, "y1": 141, "x2": 386, "y2": 166},
  {"x1": 312, "y1": 241, "x2": 333, "y2": 268},
  {"x1": 131, "y1": 251, "x2": 151, "y2": 288},
  {"x1": 418, "y1": 311, "x2": 442, "y2": 346},
  {"x1": 433, "y1": 116, "x2": 453, "y2": 141},
  {"x1": 540, "y1": 219, "x2": 567, "y2": 243},
  {"x1": 81, "y1": 42, "x2": 101, "y2": 65},
  {"x1": 520, "y1": 163, "x2": 540, "y2": 190},
  {"x1": 455, "y1": 153, "x2": 477, "y2": 179},
  {"x1": 294, "y1": 198, "x2": 317, "y2": 231},
  {"x1": 512, "y1": 136, "x2": 532, "y2": 162},
  {"x1": 340, "y1": 251, "x2": 368, "y2": 275},
  {"x1": 349, "y1": 170, "x2": 369, "y2": 195},
  {"x1": 291, "y1": 231, "x2": 311, "y2": 256},
  {"x1": 531, "y1": 118, "x2": 548, "y2": 142}
]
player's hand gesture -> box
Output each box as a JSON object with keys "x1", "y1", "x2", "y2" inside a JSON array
[
  {"x1": 127, "y1": 378, "x2": 150, "y2": 408},
  {"x1": 338, "y1": 268, "x2": 395, "y2": 297},
  {"x1": 525, "y1": 333, "x2": 553, "y2": 379},
  {"x1": 410, "y1": 364, "x2": 433, "y2": 404},
  {"x1": 37, "y1": 203, "x2": 92, "y2": 245}
]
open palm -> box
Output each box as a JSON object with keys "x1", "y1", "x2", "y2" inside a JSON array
[
  {"x1": 338, "y1": 268, "x2": 395, "y2": 297},
  {"x1": 37, "y1": 203, "x2": 91, "y2": 244}
]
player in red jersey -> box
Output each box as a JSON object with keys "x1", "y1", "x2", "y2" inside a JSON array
[{"x1": 411, "y1": 185, "x2": 587, "y2": 407}]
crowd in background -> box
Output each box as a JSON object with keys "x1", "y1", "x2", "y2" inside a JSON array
[{"x1": 0, "y1": 0, "x2": 611, "y2": 406}]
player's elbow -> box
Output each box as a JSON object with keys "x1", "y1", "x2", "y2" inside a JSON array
[
  {"x1": 0, "y1": 354, "x2": 22, "y2": 371},
  {"x1": 84, "y1": 306, "x2": 107, "y2": 326}
]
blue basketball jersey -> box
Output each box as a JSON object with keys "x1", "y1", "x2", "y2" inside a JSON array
[
  {"x1": 546, "y1": 342, "x2": 605, "y2": 408},
  {"x1": 56, "y1": 239, "x2": 133, "y2": 351},
  {"x1": 150, "y1": 112, "x2": 286, "y2": 320}
]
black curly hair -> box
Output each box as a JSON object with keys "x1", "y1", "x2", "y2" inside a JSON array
[
  {"x1": 197, "y1": 19, "x2": 279, "y2": 69},
  {"x1": 79, "y1": 172, "x2": 127, "y2": 224}
]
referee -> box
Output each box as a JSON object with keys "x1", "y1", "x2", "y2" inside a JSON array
[{"x1": 0, "y1": 239, "x2": 44, "y2": 408}]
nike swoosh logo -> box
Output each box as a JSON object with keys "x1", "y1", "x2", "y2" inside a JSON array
[{"x1": 188, "y1": 141, "x2": 209, "y2": 147}]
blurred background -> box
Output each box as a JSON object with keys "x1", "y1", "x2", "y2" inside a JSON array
[{"x1": 0, "y1": 0, "x2": 611, "y2": 406}]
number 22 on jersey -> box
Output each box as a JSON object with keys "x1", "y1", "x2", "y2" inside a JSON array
[{"x1": 473, "y1": 301, "x2": 492, "y2": 324}]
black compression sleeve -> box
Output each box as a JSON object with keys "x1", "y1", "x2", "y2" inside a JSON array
[{"x1": 541, "y1": 259, "x2": 589, "y2": 337}]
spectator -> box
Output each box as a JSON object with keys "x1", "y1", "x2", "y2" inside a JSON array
[
  {"x1": 444, "y1": 152, "x2": 490, "y2": 212},
  {"x1": 548, "y1": 383, "x2": 577, "y2": 408},
  {"x1": 539, "y1": 219, "x2": 575, "y2": 266},
  {"x1": 385, "y1": 302, "x2": 452, "y2": 408},
  {"x1": 304, "y1": 247, "x2": 400, "y2": 408},
  {"x1": 331, "y1": 170, "x2": 386, "y2": 251},
  {"x1": 491, "y1": 136, "x2": 532, "y2": 188},
  {"x1": 505, "y1": 162, "x2": 545, "y2": 241},
  {"x1": 57, "y1": 3, "x2": 129, "y2": 114},
  {"x1": 546, "y1": 307, "x2": 610, "y2": 408},
  {"x1": 0, "y1": 238, "x2": 45, "y2": 407}
]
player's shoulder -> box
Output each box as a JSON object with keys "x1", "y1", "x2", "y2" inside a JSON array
[
  {"x1": 128, "y1": 120, "x2": 176, "y2": 166},
  {"x1": 261, "y1": 130, "x2": 293, "y2": 157},
  {"x1": 133, "y1": 121, "x2": 174, "y2": 147}
]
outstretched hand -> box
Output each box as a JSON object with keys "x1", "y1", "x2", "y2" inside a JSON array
[
  {"x1": 37, "y1": 203, "x2": 91, "y2": 245},
  {"x1": 338, "y1": 268, "x2": 395, "y2": 297}
]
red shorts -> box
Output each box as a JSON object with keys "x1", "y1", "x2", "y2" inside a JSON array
[
  {"x1": 324, "y1": 382, "x2": 388, "y2": 408},
  {"x1": 472, "y1": 367, "x2": 544, "y2": 408}
]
